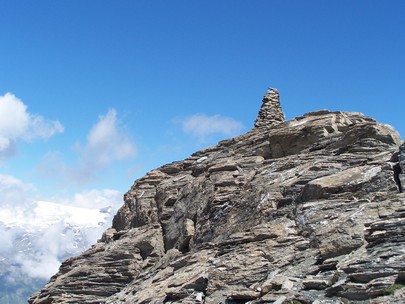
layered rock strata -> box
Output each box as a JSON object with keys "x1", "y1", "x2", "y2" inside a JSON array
[{"x1": 30, "y1": 89, "x2": 405, "y2": 304}]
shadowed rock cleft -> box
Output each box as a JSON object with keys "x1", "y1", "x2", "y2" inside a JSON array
[{"x1": 397, "y1": 142, "x2": 405, "y2": 192}]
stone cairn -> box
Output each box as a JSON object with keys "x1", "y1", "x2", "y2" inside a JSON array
[{"x1": 254, "y1": 88, "x2": 285, "y2": 128}]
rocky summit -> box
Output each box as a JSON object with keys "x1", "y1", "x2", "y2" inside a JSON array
[{"x1": 30, "y1": 89, "x2": 405, "y2": 304}]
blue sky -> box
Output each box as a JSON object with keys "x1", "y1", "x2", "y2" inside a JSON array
[{"x1": 1, "y1": 1, "x2": 404, "y2": 205}]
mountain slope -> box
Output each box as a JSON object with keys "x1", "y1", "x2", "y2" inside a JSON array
[{"x1": 30, "y1": 89, "x2": 405, "y2": 303}]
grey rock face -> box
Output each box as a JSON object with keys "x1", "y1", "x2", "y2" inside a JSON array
[{"x1": 29, "y1": 89, "x2": 405, "y2": 304}]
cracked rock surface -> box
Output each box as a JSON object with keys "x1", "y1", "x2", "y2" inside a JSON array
[{"x1": 30, "y1": 90, "x2": 405, "y2": 304}]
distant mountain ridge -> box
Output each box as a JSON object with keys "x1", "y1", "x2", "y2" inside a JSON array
[
  {"x1": 0, "y1": 201, "x2": 111, "y2": 231},
  {"x1": 30, "y1": 89, "x2": 405, "y2": 303},
  {"x1": 0, "y1": 200, "x2": 114, "y2": 304}
]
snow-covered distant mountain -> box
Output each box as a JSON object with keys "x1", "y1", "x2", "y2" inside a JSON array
[
  {"x1": 0, "y1": 200, "x2": 117, "y2": 304},
  {"x1": 0, "y1": 200, "x2": 112, "y2": 232}
]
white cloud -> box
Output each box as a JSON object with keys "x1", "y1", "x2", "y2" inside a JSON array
[
  {"x1": 35, "y1": 150, "x2": 68, "y2": 180},
  {"x1": 36, "y1": 108, "x2": 137, "y2": 184},
  {"x1": 17, "y1": 252, "x2": 61, "y2": 280},
  {"x1": 0, "y1": 174, "x2": 36, "y2": 207},
  {"x1": 87, "y1": 109, "x2": 136, "y2": 160},
  {"x1": 0, "y1": 93, "x2": 63, "y2": 160},
  {"x1": 27, "y1": 115, "x2": 64, "y2": 140},
  {"x1": 181, "y1": 114, "x2": 244, "y2": 141},
  {"x1": 73, "y1": 108, "x2": 137, "y2": 182},
  {"x1": 0, "y1": 93, "x2": 29, "y2": 137},
  {"x1": 69, "y1": 188, "x2": 122, "y2": 209},
  {"x1": 0, "y1": 228, "x2": 13, "y2": 253}
]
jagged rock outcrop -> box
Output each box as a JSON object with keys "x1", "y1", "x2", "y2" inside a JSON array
[{"x1": 30, "y1": 89, "x2": 405, "y2": 304}]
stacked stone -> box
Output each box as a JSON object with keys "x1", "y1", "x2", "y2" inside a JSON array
[{"x1": 254, "y1": 88, "x2": 285, "y2": 128}]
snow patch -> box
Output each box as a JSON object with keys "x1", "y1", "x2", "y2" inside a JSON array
[{"x1": 289, "y1": 119, "x2": 307, "y2": 127}]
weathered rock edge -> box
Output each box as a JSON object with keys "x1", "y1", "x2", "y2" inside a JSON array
[{"x1": 29, "y1": 90, "x2": 405, "y2": 304}]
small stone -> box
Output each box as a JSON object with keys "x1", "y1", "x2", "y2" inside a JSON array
[
  {"x1": 273, "y1": 295, "x2": 287, "y2": 304},
  {"x1": 282, "y1": 278, "x2": 294, "y2": 290},
  {"x1": 196, "y1": 292, "x2": 204, "y2": 302},
  {"x1": 303, "y1": 279, "x2": 330, "y2": 290}
]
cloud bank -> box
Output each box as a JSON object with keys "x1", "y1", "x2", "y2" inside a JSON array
[
  {"x1": 0, "y1": 97, "x2": 133, "y2": 284},
  {"x1": 0, "y1": 93, "x2": 63, "y2": 160}
]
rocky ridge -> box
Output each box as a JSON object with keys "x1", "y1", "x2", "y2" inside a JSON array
[{"x1": 30, "y1": 89, "x2": 405, "y2": 304}]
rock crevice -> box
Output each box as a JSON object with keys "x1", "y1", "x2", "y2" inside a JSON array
[{"x1": 398, "y1": 143, "x2": 405, "y2": 192}]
